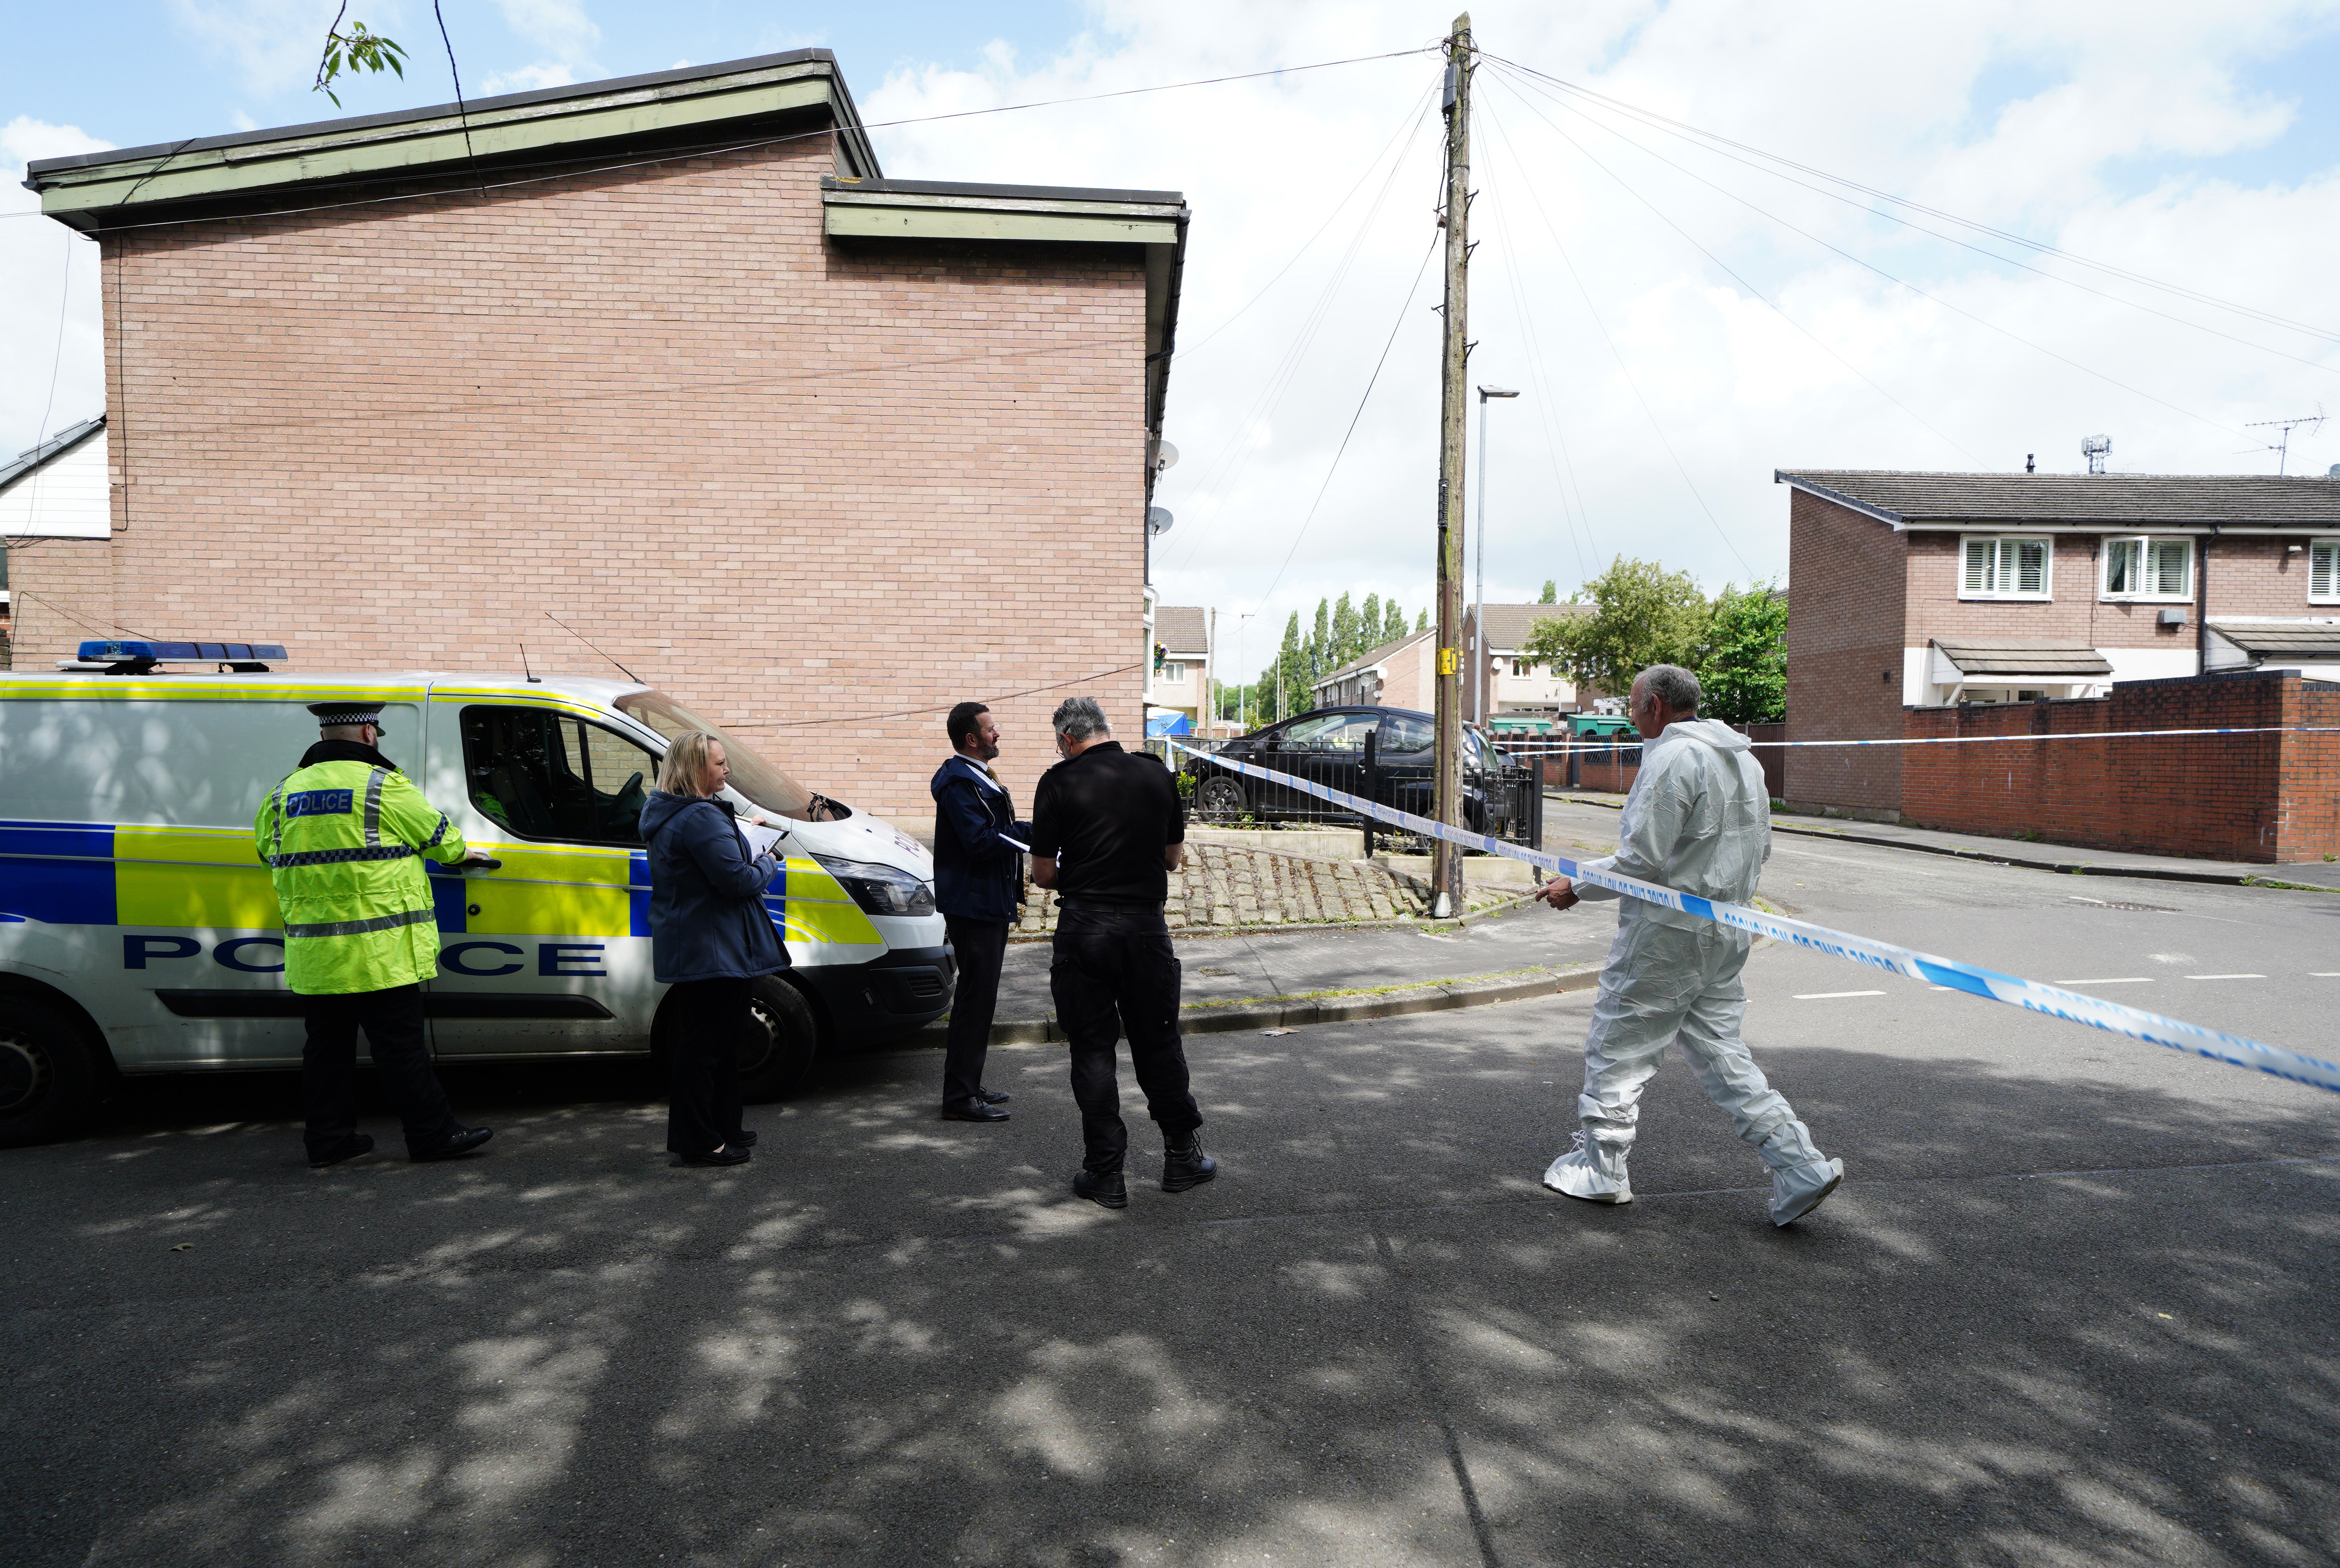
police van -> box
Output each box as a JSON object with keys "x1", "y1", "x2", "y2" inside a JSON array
[{"x1": 0, "y1": 642, "x2": 955, "y2": 1146}]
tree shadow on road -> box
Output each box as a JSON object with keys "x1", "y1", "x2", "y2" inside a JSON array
[{"x1": 8, "y1": 1011, "x2": 2339, "y2": 1568}]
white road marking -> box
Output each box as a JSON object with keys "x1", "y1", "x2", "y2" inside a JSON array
[
  {"x1": 2186, "y1": 973, "x2": 2267, "y2": 980},
  {"x1": 1794, "y1": 990, "x2": 1887, "y2": 999},
  {"x1": 2056, "y1": 977, "x2": 2153, "y2": 985},
  {"x1": 2313, "y1": 973, "x2": 2340, "y2": 978}
]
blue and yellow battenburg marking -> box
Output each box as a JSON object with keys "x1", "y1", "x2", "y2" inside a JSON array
[{"x1": 1, "y1": 824, "x2": 880, "y2": 950}]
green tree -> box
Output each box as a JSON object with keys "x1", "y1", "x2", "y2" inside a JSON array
[
  {"x1": 1385, "y1": 600, "x2": 1408, "y2": 642},
  {"x1": 1523, "y1": 556, "x2": 1711, "y2": 697},
  {"x1": 313, "y1": 9, "x2": 408, "y2": 107},
  {"x1": 1415, "y1": 608, "x2": 1429, "y2": 634},
  {"x1": 1310, "y1": 599, "x2": 1332, "y2": 682},
  {"x1": 1359, "y1": 593, "x2": 1381, "y2": 657},
  {"x1": 1331, "y1": 593, "x2": 1358, "y2": 668},
  {"x1": 1538, "y1": 579, "x2": 1557, "y2": 604},
  {"x1": 1696, "y1": 585, "x2": 1787, "y2": 725}
]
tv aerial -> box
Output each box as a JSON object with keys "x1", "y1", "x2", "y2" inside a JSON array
[
  {"x1": 2244, "y1": 407, "x2": 2325, "y2": 476},
  {"x1": 2080, "y1": 434, "x2": 2112, "y2": 474}
]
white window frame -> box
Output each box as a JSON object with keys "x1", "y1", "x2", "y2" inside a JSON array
[
  {"x1": 1161, "y1": 661, "x2": 1187, "y2": 682},
  {"x1": 2312, "y1": 538, "x2": 2340, "y2": 605},
  {"x1": 2100, "y1": 535, "x2": 2193, "y2": 602},
  {"x1": 1959, "y1": 534, "x2": 2054, "y2": 601}
]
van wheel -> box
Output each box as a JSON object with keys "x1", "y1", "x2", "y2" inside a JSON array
[
  {"x1": 0, "y1": 997, "x2": 103, "y2": 1148},
  {"x1": 741, "y1": 977, "x2": 819, "y2": 1103}
]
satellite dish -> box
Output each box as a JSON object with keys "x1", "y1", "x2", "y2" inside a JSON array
[
  {"x1": 1153, "y1": 440, "x2": 1179, "y2": 473},
  {"x1": 1147, "y1": 507, "x2": 1175, "y2": 537}
]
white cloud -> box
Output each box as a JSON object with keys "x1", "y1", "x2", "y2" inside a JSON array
[
  {"x1": 856, "y1": 0, "x2": 2340, "y2": 659},
  {"x1": 491, "y1": 0, "x2": 600, "y2": 63},
  {"x1": 479, "y1": 62, "x2": 578, "y2": 96},
  {"x1": 166, "y1": 0, "x2": 347, "y2": 99},
  {"x1": 1, "y1": 119, "x2": 111, "y2": 464}
]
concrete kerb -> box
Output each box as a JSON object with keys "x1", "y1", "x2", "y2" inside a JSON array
[
  {"x1": 1553, "y1": 793, "x2": 2294, "y2": 888},
  {"x1": 888, "y1": 961, "x2": 1607, "y2": 1051}
]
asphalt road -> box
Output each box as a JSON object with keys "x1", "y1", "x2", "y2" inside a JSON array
[{"x1": 7, "y1": 817, "x2": 2338, "y2": 1567}]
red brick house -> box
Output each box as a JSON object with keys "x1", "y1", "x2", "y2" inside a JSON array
[
  {"x1": 1779, "y1": 469, "x2": 2340, "y2": 829},
  {"x1": 17, "y1": 50, "x2": 1187, "y2": 820}
]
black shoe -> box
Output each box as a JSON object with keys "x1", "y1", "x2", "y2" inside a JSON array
[
  {"x1": 977, "y1": 1086, "x2": 1013, "y2": 1105},
  {"x1": 1072, "y1": 1168, "x2": 1128, "y2": 1209},
  {"x1": 941, "y1": 1100, "x2": 1010, "y2": 1122},
  {"x1": 409, "y1": 1126, "x2": 493, "y2": 1163},
  {"x1": 307, "y1": 1133, "x2": 375, "y2": 1169},
  {"x1": 731, "y1": 1129, "x2": 759, "y2": 1148},
  {"x1": 678, "y1": 1145, "x2": 752, "y2": 1167},
  {"x1": 1162, "y1": 1134, "x2": 1217, "y2": 1193}
]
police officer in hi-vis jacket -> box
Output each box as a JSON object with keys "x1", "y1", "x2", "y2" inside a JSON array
[{"x1": 254, "y1": 702, "x2": 493, "y2": 1168}]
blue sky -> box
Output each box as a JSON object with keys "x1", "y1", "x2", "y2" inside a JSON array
[{"x1": 10, "y1": 2, "x2": 2340, "y2": 647}]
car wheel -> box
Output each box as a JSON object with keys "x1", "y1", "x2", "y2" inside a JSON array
[
  {"x1": 0, "y1": 996, "x2": 104, "y2": 1149},
  {"x1": 739, "y1": 976, "x2": 820, "y2": 1103},
  {"x1": 1197, "y1": 775, "x2": 1247, "y2": 821}
]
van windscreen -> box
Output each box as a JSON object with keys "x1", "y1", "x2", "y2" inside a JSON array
[{"x1": 614, "y1": 691, "x2": 817, "y2": 819}]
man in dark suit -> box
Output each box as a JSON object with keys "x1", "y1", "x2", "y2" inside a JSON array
[{"x1": 930, "y1": 701, "x2": 1032, "y2": 1122}]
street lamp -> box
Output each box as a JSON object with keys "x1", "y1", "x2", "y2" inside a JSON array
[{"x1": 1474, "y1": 385, "x2": 1521, "y2": 726}]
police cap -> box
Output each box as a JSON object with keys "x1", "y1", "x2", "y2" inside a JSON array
[{"x1": 308, "y1": 701, "x2": 388, "y2": 732}]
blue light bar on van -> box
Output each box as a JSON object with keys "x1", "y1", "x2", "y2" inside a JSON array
[{"x1": 77, "y1": 640, "x2": 289, "y2": 662}]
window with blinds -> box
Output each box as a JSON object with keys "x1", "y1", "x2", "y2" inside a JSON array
[
  {"x1": 2312, "y1": 539, "x2": 2340, "y2": 603},
  {"x1": 2102, "y1": 536, "x2": 2193, "y2": 599},
  {"x1": 1960, "y1": 535, "x2": 2053, "y2": 599}
]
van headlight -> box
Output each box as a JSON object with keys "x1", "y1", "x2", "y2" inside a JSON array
[{"x1": 814, "y1": 856, "x2": 936, "y2": 917}]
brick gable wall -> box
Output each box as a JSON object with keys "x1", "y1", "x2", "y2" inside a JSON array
[
  {"x1": 1784, "y1": 490, "x2": 1906, "y2": 812},
  {"x1": 16, "y1": 139, "x2": 1151, "y2": 820}
]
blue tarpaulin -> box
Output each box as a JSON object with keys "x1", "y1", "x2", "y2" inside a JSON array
[{"x1": 1145, "y1": 711, "x2": 1191, "y2": 737}]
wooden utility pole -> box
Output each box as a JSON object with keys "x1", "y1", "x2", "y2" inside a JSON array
[{"x1": 1431, "y1": 12, "x2": 1474, "y2": 918}]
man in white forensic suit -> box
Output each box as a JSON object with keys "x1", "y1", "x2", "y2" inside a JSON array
[{"x1": 1534, "y1": 664, "x2": 1844, "y2": 1226}]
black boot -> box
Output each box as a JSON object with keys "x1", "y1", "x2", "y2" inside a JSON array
[
  {"x1": 1071, "y1": 1168, "x2": 1127, "y2": 1209},
  {"x1": 1161, "y1": 1133, "x2": 1217, "y2": 1193}
]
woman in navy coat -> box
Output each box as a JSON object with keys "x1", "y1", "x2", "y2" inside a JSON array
[{"x1": 639, "y1": 732, "x2": 788, "y2": 1166}]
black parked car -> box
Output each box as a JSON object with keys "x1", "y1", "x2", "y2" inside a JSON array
[{"x1": 1185, "y1": 706, "x2": 1525, "y2": 833}]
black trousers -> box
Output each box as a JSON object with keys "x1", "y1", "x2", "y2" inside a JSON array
[
  {"x1": 942, "y1": 915, "x2": 1009, "y2": 1108},
  {"x1": 1048, "y1": 902, "x2": 1201, "y2": 1173},
  {"x1": 665, "y1": 976, "x2": 750, "y2": 1157},
  {"x1": 303, "y1": 984, "x2": 459, "y2": 1156}
]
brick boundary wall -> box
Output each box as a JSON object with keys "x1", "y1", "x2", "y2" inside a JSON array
[{"x1": 1899, "y1": 671, "x2": 2340, "y2": 864}]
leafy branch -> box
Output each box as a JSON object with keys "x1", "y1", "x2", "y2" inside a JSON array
[{"x1": 313, "y1": 2, "x2": 408, "y2": 107}]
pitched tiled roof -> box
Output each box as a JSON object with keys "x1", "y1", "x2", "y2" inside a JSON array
[
  {"x1": 0, "y1": 414, "x2": 104, "y2": 491},
  {"x1": 1316, "y1": 627, "x2": 1434, "y2": 687},
  {"x1": 2208, "y1": 620, "x2": 2340, "y2": 660},
  {"x1": 1778, "y1": 469, "x2": 2340, "y2": 526},
  {"x1": 1930, "y1": 639, "x2": 2115, "y2": 677},
  {"x1": 1153, "y1": 605, "x2": 1209, "y2": 655},
  {"x1": 1474, "y1": 602, "x2": 1589, "y2": 652}
]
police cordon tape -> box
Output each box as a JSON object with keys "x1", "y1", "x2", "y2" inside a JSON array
[
  {"x1": 1162, "y1": 739, "x2": 2340, "y2": 1097},
  {"x1": 1496, "y1": 724, "x2": 2340, "y2": 754}
]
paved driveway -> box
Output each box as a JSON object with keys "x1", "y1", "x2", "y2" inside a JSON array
[{"x1": 6, "y1": 823, "x2": 2336, "y2": 1567}]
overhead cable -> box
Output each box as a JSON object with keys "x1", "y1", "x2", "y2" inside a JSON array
[
  {"x1": 1478, "y1": 96, "x2": 1757, "y2": 579},
  {"x1": 1485, "y1": 73, "x2": 1981, "y2": 466},
  {"x1": 1481, "y1": 49, "x2": 2340, "y2": 350},
  {"x1": 1487, "y1": 62, "x2": 2340, "y2": 384},
  {"x1": 1484, "y1": 61, "x2": 2252, "y2": 440}
]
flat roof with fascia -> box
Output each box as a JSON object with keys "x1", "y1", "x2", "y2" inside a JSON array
[{"x1": 24, "y1": 49, "x2": 880, "y2": 228}]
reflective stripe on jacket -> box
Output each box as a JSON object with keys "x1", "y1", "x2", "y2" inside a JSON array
[{"x1": 254, "y1": 759, "x2": 468, "y2": 994}]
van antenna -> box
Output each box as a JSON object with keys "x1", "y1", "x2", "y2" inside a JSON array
[
  {"x1": 520, "y1": 642, "x2": 542, "y2": 684},
  {"x1": 543, "y1": 609, "x2": 641, "y2": 683}
]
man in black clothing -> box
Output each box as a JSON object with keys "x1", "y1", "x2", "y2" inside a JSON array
[
  {"x1": 929, "y1": 700, "x2": 1029, "y2": 1122},
  {"x1": 1029, "y1": 695, "x2": 1212, "y2": 1209}
]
